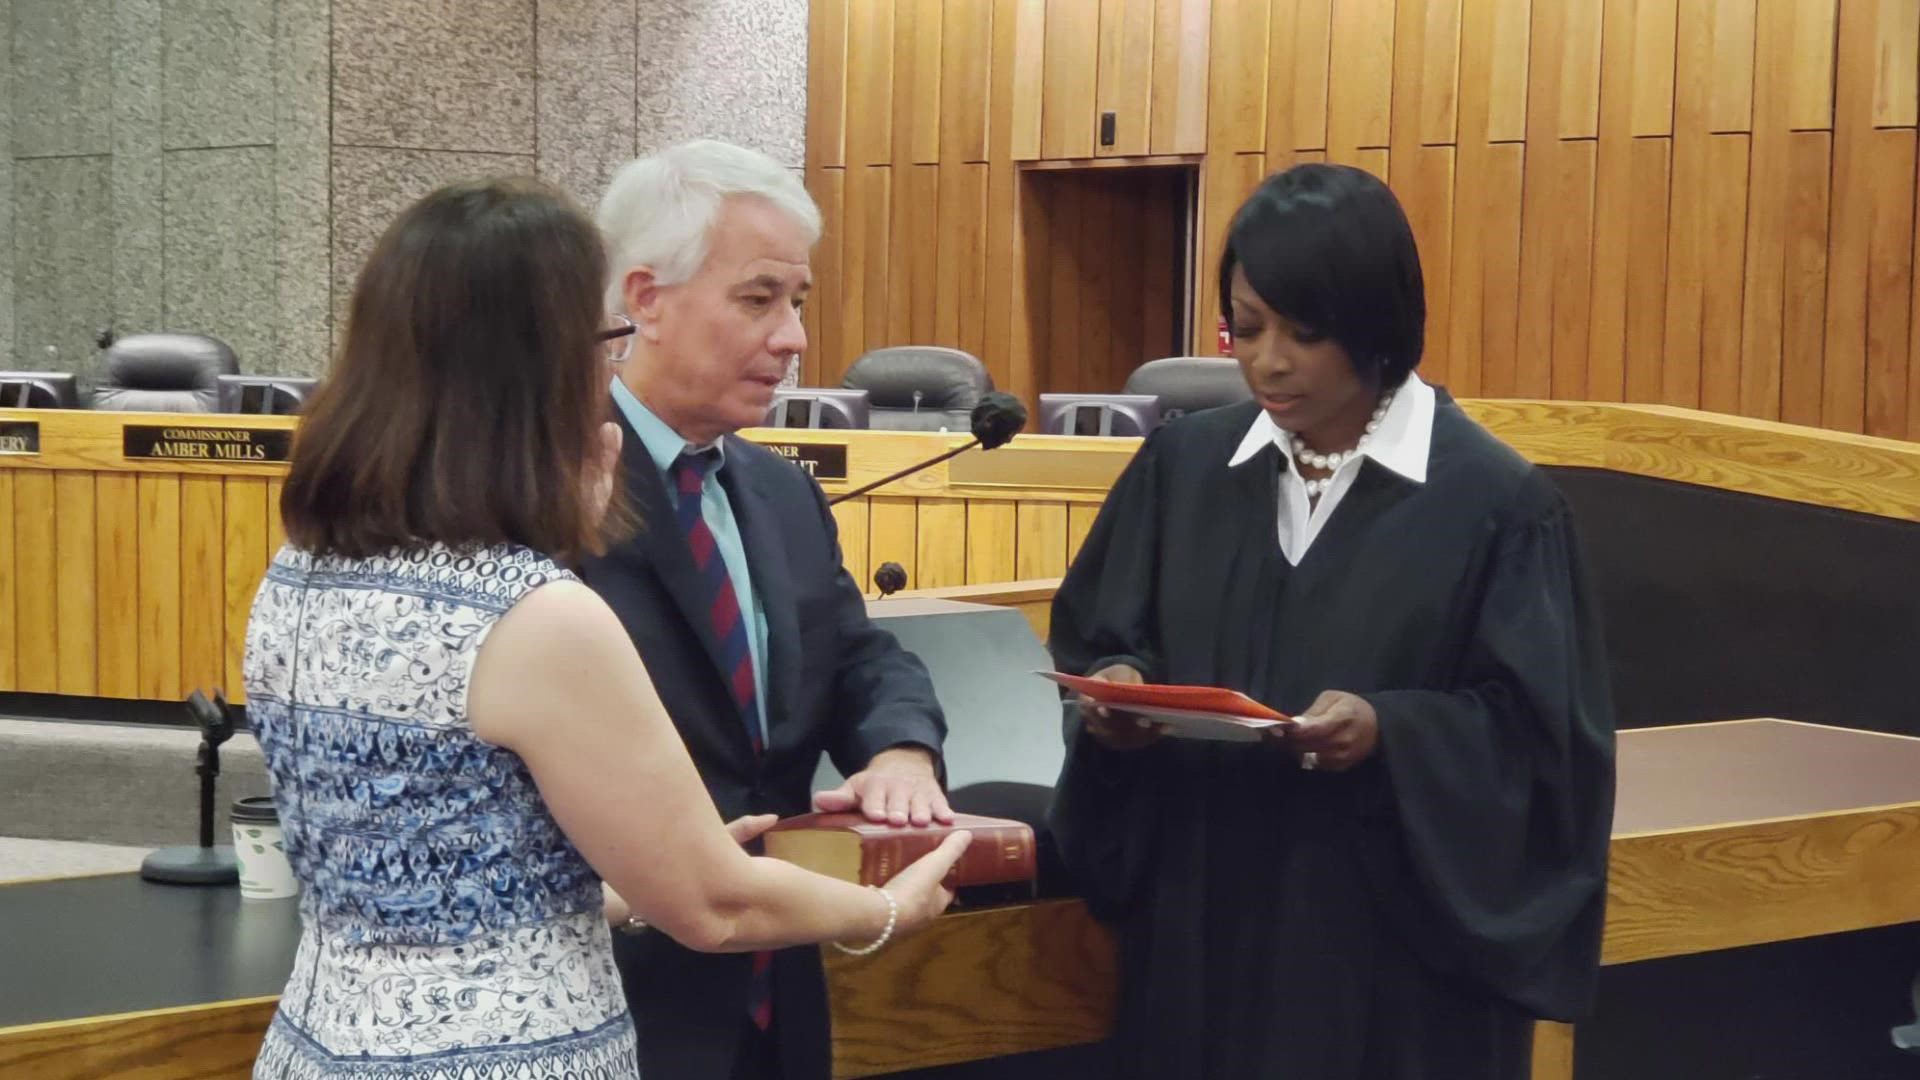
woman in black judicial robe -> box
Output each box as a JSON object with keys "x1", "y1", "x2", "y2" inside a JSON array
[{"x1": 1047, "y1": 165, "x2": 1616, "y2": 1079}]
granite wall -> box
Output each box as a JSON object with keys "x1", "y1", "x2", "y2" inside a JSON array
[
  {"x1": 5, "y1": 0, "x2": 807, "y2": 382},
  {"x1": 6, "y1": 0, "x2": 328, "y2": 379}
]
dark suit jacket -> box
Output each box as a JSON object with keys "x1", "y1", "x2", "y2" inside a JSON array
[{"x1": 576, "y1": 411, "x2": 947, "y2": 1080}]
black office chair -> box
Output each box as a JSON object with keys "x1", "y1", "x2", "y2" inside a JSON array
[
  {"x1": 1893, "y1": 972, "x2": 1920, "y2": 1053},
  {"x1": 91, "y1": 334, "x2": 239, "y2": 413},
  {"x1": 764, "y1": 387, "x2": 870, "y2": 429},
  {"x1": 217, "y1": 375, "x2": 318, "y2": 416},
  {"x1": 0, "y1": 371, "x2": 81, "y2": 409},
  {"x1": 1122, "y1": 356, "x2": 1252, "y2": 424},
  {"x1": 947, "y1": 780, "x2": 1073, "y2": 901},
  {"x1": 1038, "y1": 393, "x2": 1162, "y2": 436},
  {"x1": 840, "y1": 346, "x2": 992, "y2": 432}
]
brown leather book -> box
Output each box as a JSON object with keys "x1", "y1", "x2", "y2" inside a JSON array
[{"x1": 762, "y1": 812, "x2": 1037, "y2": 889}]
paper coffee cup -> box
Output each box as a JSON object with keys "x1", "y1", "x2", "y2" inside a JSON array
[{"x1": 232, "y1": 796, "x2": 297, "y2": 900}]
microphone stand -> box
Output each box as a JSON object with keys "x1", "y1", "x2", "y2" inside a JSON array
[
  {"x1": 828, "y1": 390, "x2": 1026, "y2": 597},
  {"x1": 827, "y1": 437, "x2": 981, "y2": 507},
  {"x1": 141, "y1": 689, "x2": 240, "y2": 886}
]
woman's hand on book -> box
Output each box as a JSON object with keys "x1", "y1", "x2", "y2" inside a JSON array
[
  {"x1": 1078, "y1": 664, "x2": 1166, "y2": 751},
  {"x1": 883, "y1": 831, "x2": 974, "y2": 936},
  {"x1": 724, "y1": 813, "x2": 779, "y2": 847}
]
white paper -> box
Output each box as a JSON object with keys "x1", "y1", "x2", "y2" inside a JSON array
[{"x1": 1102, "y1": 706, "x2": 1291, "y2": 743}]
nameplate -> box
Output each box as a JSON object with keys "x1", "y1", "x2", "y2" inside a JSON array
[
  {"x1": 762, "y1": 441, "x2": 848, "y2": 481},
  {"x1": 124, "y1": 424, "x2": 292, "y2": 463},
  {"x1": 0, "y1": 420, "x2": 39, "y2": 456}
]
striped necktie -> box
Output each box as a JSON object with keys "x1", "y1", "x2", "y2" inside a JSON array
[{"x1": 669, "y1": 450, "x2": 774, "y2": 1031}]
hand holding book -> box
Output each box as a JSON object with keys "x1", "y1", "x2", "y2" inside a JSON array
[
  {"x1": 764, "y1": 813, "x2": 1033, "y2": 890},
  {"x1": 869, "y1": 830, "x2": 973, "y2": 943},
  {"x1": 762, "y1": 813, "x2": 1037, "y2": 949}
]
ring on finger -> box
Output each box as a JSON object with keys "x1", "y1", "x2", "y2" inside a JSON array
[{"x1": 1300, "y1": 751, "x2": 1320, "y2": 771}]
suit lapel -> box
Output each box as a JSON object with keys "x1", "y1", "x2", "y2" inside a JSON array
[
  {"x1": 610, "y1": 411, "x2": 736, "y2": 698},
  {"x1": 720, "y1": 438, "x2": 802, "y2": 751}
]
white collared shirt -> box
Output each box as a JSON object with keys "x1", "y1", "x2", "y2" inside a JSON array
[{"x1": 1227, "y1": 374, "x2": 1437, "y2": 564}]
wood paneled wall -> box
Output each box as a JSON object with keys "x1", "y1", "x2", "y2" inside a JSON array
[
  {"x1": 0, "y1": 465, "x2": 1082, "y2": 705},
  {"x1": 0, "y1": 468, "x2": 282, "y2": 704},
  {"x1": 10, "y1": 399, "x2": 1913, "y2": 706},
  {"x1": 830, "y1": 494, "x2": 1104, "y2": 598},
  {"x1": 807, "y1": 0, "x2": 1920, "y2": 441},
  {"x1": 5, "y1": 399, "x2": 1914, "y2": 705},
  {"x1": 0, "y1": 410, "x2": 1131, "y2": 704},
  {"x1": 803, "y1": 0, "x2": 1212, "y2": 404}
]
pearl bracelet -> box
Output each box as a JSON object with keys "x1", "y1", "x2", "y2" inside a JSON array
[{"x1": 832, "y1": 886, "x2": 898, "y2": 957}]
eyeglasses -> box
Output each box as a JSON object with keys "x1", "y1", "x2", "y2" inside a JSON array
[{"x1": 599, "y1": 314, "x2": 636, "y2": 365}]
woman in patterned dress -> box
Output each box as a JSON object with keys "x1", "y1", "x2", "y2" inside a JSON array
[{"x1": 243, "y1": 177, "x2": 968, "y2": 1080}]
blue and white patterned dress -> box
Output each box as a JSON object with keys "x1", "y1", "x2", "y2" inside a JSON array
[{"x1": 243, "y1": 543, "x2": 638, "y2": 1080}]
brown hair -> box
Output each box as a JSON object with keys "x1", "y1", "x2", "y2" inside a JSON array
[{"x1": 283, "y1": 176, "x2": 627, "y2": 561}]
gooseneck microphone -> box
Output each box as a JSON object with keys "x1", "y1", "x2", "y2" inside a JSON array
[{"x1": 826, "y1": 392, "x2": 1028, "y2": 507}]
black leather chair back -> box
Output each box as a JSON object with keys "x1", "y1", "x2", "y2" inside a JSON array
[
  {"x1": 0, "y1": 372, "x2": 80, "y2": 409},
  {"x1": 1122, "y1": 356, "x2": 1252, "y2": 422},
  {"x1": 91, "y1": 334, "x2": 240, "y2": 413},
  {"x1": 840, "y1": 346, "x2": 992, "y2": 432}
]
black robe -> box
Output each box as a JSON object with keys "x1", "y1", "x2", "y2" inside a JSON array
[{"x1": 1047, "y1": 395, "x2": 1615, "y2": 1080}]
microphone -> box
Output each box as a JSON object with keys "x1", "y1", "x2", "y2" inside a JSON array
[
  {"x1": 826, "y1": 392, "x2": 1028, "y2": 506},
  {"x1": 873, "y1": 561, "x2": 908, "y2": 596},
  {"x1": 969, "y1": 391, "x2": 1027, "y2": 449}
]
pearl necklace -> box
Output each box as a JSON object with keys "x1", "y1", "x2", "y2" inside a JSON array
[{"x1": 1289, "y1": 390, "x2": 1396, "y2": 498}]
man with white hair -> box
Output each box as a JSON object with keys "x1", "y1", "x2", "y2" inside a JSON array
[{"x1": 578, "y1": 140, "x2": 951, "y2": 1080}]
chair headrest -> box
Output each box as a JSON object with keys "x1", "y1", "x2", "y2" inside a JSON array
[
  {"x1": 92, "y1": 334, "x2": 240, "y2": 412},
  {"x1": 841, "y1": 347, "x2": 993, "y2": 411},
  {"x1": 102, "y1": 334, "x2": 240, "y2": 389},
  {"x1": 1122, "y1": 357, "x2": 1252, "y2": 420}
]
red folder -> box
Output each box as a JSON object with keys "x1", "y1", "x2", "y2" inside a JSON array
[{"x1": 1037, "y1": 671, "x2": 1293, "y2": 742}]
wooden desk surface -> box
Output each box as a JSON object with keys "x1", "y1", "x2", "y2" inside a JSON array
[
  {"x1": 1614, "y1": 718, "x2": 1920, "y2": 834},
  {"x1": 1603, "y1": 720, "x2": 1920, "y2": 967}
]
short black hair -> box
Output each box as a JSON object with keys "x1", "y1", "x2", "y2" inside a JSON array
[{"x1": 1218, "y1": 163, "x2": 1426, "y2": 389}]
